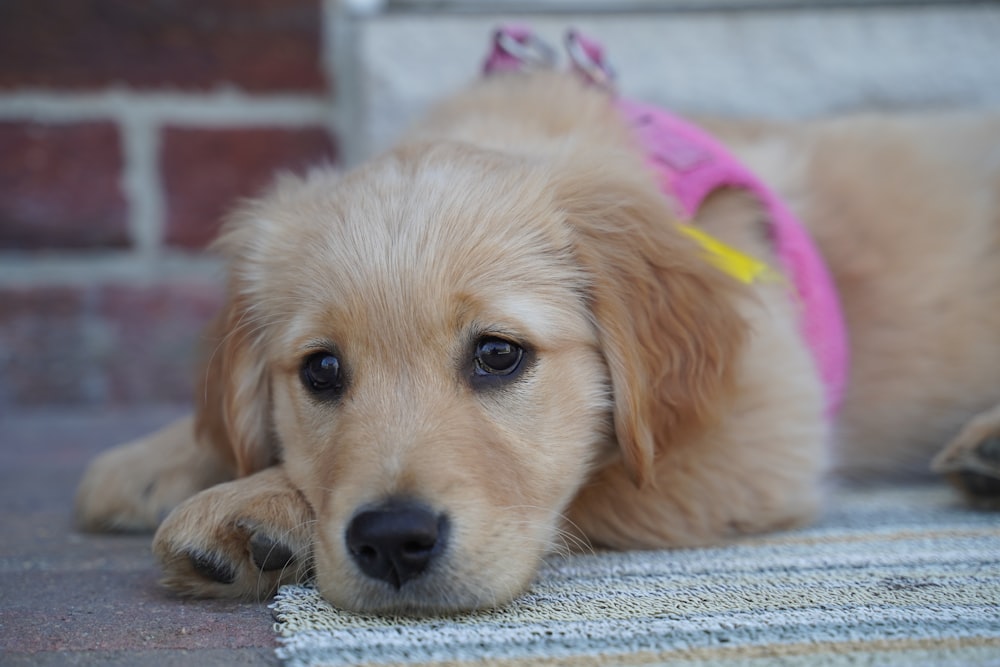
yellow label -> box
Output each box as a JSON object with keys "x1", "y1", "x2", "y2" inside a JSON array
[{"x1": 677, "y1": 223, "x2": 781, "y2": 285}]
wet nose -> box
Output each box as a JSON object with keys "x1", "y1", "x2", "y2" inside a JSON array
[{"x1": 345, "y1": 499, "x2": 448, "y2": 589}]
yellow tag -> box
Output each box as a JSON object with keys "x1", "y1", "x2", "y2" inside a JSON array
[{"x1": 677, "y1": 223, "x2": 780, "y2": 285}]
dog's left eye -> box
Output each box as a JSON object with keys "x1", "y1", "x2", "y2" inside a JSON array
[
  {"x1": 301, "y1": 351, "x2": 344, "y2": 397},
  {"x1": 473, "y1": 336, "x2": 525, "y2": 378}
]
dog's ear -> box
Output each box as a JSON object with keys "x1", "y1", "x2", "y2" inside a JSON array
[
  {"x1": 560, "y1": 164, "x2": 749, "y2": 487},
  {"x1": 194, "y1": 213, "x2": 278, "y2": 478},
  {"x1": 194, "y1": 169, "x2": 339, "y2": 477}
]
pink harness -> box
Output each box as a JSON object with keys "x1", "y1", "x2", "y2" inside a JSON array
[{"x1": 484, "y1": 26, "x2": 848, "y2": 417}]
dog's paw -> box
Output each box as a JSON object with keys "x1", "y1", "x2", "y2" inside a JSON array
[
  {"x1": 933, "y1": 407, "x2": 1000, "y2": 509},
  {"x1": 943, "y1": 437, "x2": 1000, "y2": 510},
  {"x1": 76, "y1": 417, "x2": 230, "y2": 532},
  {"x1": 152, "y1": 467, "x2": 315, "y2": 600}
]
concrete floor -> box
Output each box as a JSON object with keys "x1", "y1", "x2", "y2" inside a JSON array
[{"x1": 0, "y1": 406, "x2": 279, "y2": 666}]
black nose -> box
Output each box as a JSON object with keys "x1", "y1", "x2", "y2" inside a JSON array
[{"x1": 345, "y1": 499, "x2": 448, "y2": 589}]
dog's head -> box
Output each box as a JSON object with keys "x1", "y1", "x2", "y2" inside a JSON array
[{"x1": 197, "y1": 127, "x2": 745, "y2": 613}]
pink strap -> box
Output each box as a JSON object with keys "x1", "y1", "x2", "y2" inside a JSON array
[
  {"x1": 620, "y1": 99, "x2": 848, "y2": 417},
  {"x1": 482, "y1": 26, "x2": 849, "y2": 418}
]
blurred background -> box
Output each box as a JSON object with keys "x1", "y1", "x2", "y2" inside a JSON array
[{"x1": 2, "y1": 0, "x2": 999, "y2": 411}]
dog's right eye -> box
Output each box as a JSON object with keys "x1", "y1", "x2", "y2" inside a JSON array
[
  {"x1": 471, "y1": 336, "x2": 527, "y2": 390},
  {"x1": 474, "y1": 337, "x2": 523, "y2": 376},
  {"x1": 301, "y1": 351, "x2": 344, "y2": 397}
]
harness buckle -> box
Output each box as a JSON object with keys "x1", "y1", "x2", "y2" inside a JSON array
[
  {"x1": 482, "y1": 25, "x2": 616, "y2": 94},
  {"x1": 484, "y1": 26, "x2": 557, "y2": 75},
  {"x1": 565, "y1": 30, "x2": 616, "y2": 92}
]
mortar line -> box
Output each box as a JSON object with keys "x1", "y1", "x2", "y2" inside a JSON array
[
  {"x1": 0, "y1": 90, "x2": 336, "y2": 127},
  {"x1": 0, "y1": 253, "x2": 224, "y2": 286},
  {"x1": 325, "y1": 0, "x2": 367, "y2": 167},
  {"x1": 120, "y1": 114, "x2": 164, "y2": 259}
]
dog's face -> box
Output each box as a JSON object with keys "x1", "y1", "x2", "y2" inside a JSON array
[
  {"x1": 205, "y1": 137, "x2": 745, "y2": 613},
  {"x1": 219, "y1": 143, "x2": 613, "y2": 612}
]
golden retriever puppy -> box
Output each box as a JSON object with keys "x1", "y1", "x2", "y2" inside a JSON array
[{"x1": 76, "y1": 69, "x2": 1000, "y2": 614}]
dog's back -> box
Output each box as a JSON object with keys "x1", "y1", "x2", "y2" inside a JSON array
[{"x1": 719, "y1": 114, "x2": 1000, "y2": 476}]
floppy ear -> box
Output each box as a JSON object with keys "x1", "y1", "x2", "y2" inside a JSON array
[
  {"x1": 561, "y1": 166, "x2": 749, "y2": 487},
  {"x1": 194, "y1": 215, "x2": 278, "y2": 478}
]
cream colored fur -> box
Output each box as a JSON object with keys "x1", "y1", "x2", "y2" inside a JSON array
[{"x1": 76, "y1": 72, "x2": 1000, "y2": 614}]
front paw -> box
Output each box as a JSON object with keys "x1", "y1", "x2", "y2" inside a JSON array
[
  {"x1": 76, "y1": 417, "x2": 229, "y2": 532},
  {"x1": 152, "y1": 468, "x2": 315, "y2": 600}
]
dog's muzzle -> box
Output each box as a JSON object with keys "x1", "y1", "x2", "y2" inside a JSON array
[{"x1": 345, "y1": 498, "x2": 450, "y2": 590}]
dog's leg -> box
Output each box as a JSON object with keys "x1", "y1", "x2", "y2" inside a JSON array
[
  {"x1": 932, "y1": 402, "x2": 1000, "y2": 509},
  {"x1": 152, "y1": 465, "x2": 314, "y2": 600},
  {"x1": 76, "y1": 416, "x2": 233, "y2": 532}
]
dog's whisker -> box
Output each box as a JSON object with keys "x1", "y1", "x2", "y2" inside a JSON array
[
  {"x1": 551, "y1": 526, "x2": 595, "y2": 558},
  {"x1": 552, "y1": 515, "x2": 596, "y2": 556},
  {"x1": 493, "y1": 504, "x2": 595, "y2": 557}
]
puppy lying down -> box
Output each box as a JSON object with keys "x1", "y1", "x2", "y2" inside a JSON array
[{"x1": 76, "y1": 33, "x2": 1000, "y2": 615}]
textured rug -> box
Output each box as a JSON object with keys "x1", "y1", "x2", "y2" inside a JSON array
[{"x1": 271, "y1": 483, "x2": 1000, "y2": 666}]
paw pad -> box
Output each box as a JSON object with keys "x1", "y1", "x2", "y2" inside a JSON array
[
  {"x1": 187, "y1": 551, "x2": 237, "y2": 584},
  {"x1": 975, "y1": 435, "x2": 1000, "y2": 464},
  {"x1": 948, "y1": 435, "x2": 1000, "y2": 509},
  {"x1": 249, "y1": 533, "x2": 296, "y2": 572},
  {"x1": 951, "y1": 470, "x2": 1000, "y2": 499}
]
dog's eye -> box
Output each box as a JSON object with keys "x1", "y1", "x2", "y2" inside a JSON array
[
  {"x1": 301, "y1": 351, "x2": 344, "y2": 396},
  {"x1": 473, "y1": 337, "x2": 524, "y2": 378}
]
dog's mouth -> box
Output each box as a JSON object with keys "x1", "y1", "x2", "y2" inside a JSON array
[{"x1": 313, "y1": 497, "x2": 550, "y2": 615}]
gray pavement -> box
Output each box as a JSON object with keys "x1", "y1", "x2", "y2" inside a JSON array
[{"x1": 0, "y1": 406, "x2": 279, "y2": 665}]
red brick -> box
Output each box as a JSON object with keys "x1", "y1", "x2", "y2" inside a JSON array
[
  {"x1": 0, "y1": 122, "x2": 129, "y2": 250},
  {"x1": 162, "y1": 126, "x2": 337, "y2": 248},
  {"x1": 0, "y1": 286, "x2": 96, "y2": 404},
  {"x1": 0, "y1": 0, "x2": 326, "y2": 92},
  {"x1": 97, "y1": 283, "x2": 224, "y2": 403},
  {"x1": 0, "y1": 282, "x2": 224, "y2": 406}
]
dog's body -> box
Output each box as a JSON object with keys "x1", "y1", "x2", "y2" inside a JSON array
[{"x1": 76, "y1": 71, "x2": 1000, "y2": 614}]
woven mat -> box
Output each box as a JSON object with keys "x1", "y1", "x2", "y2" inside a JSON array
[{"x1": 272, "y1": 483, "x2": 1000, "y2": 666}]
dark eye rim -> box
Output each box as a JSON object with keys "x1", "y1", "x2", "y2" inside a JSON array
[
  {"x1": 470, "y1": 334, "x2": 531, "y2": 388},
  {"x1": 300, "y1": 349, "x2": 346, "y2": 398}
]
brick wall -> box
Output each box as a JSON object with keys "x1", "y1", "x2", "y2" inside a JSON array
[
  {"x1": 0, "y1": 0, "x2": 339, "y2": 407},
  {"x1": 4, "y1": 1, "x2": 998, "y2": 409}
]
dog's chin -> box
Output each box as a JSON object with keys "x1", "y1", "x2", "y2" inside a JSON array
[
  {"x1": 310, "y1": 523, "x2": 548, "y2": 615},
  {"x1": 314, "y1": 559, "x2": 530, "y2": 616},
  {"x1": 317, "y1": 580, "x2": 509, "y2": 617}
]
